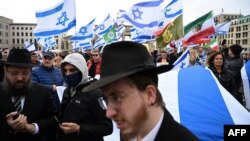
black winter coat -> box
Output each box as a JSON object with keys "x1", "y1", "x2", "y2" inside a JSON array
[
  {"x1": 209, "y1": 66, "x2": 238, "y2": 98},
  {"x1": 58, "y1": 81, "x2": 113, "y2": 141}
]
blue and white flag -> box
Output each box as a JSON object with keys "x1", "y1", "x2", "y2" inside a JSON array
[
  {"x1": 95, "y1": 14, "x2": 114, "y2": 36},
  {"x1": 158, "y1": 0, "x2": 183, "y2": 28},
  {"x1": 118, "y1": 0, "x2": 163, "y2": 30},
  {"x1": 172, "y1": 47, "x2": 190, "y2": 70},
  {"x1": 130, "y1": 27, "x2": 154, "y2": 43},
  {"x1": 72, "y1": 40, "x2": 92, "y2": 51},
  {"x1": 114, "y1": 25, "x2": 126, "y2": 41},
  {"x1": 24, "y1": 40, "x2": 36, "y2": 51},
  {"x1": 36, "y1": 36, "x2": 56, "y2": 51},
  {"x1": 70, "y1": 18, "x2": 95, "y2": 41},
  {"x1": 215, "y1": 20, "x2": 231, "y2": 35},
  {"x1": 241, "y1": 61, "x2": 250, "y2": 110},
  {"x1": 159, "y1": 66, "x2": 250, "y2": 140},
  {"x1": 34, "y1": 0, "x2": 76, "y2": 36},
  {"x1": 93, "y1": 37, "x2": 106, "y2": 49}
]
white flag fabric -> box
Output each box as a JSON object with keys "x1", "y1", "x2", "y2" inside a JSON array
[
  {"x1": 118, "y1": 0, "x2": 163, "y2": 30},
  {"x1": 215, "y1": 20, "x2": 231, "y2": 35},
  {"x1": 172, "y1": 47, "x2": 190, "y2": 70},
  {"x1": 34, "y1": 0, "x2": 76, "y2": 37},
  {"x1": 159, "y1": 66, "x2": 250, "y2": 140},
  {"x1": 93, "y1": 37, "x2": 106, "y2": 49},
  {"x1": 241, "y1": 61, "x2": 250, "y2": 110},
  {"x1": 130, "y1": 27, "x2": 154, "y2": 43},
  {"x1": 70, "y1": 18, "x2": 95, "y2": 41},
  {"x1": 158, "y1": 0, "x2": 183, "y2": 28},
  {"x1": 36, "y1": 36, "x2": 56, "y2": 51},
  {"x1": 24, "y1": 40, "x2": 36, "y2": 52},
  {"x1": 95, "y1": 14, "x2": 114, "y2": 36}
]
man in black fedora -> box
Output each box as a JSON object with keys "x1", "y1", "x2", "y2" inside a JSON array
[
  {"x1": 82, "y1": 41, "x2": 199, "y2": 141},
  {"x1": 0, "y1": 48, "x2": 57, "y2": 141}
]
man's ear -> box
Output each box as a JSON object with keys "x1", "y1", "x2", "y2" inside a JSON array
[{"x1": 145, "y1": 85, "x2": 157, "y2": 106}]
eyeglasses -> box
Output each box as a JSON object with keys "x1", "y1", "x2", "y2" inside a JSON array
[{"x1": 98, "y1": 94, "x2": 127, "y2": 110}]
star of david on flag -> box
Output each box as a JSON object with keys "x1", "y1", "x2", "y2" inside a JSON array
[
  {"x1": 158, "y1": 0, "x2": 183, "y2": 28},
  {"x1": 70, "y1": 18, "x2": 95, "y2": 41},
  {"x1": 34, "y1": 0, "x2": 76, "y2": 37},
  {"x1": 95, "y1": 14, "x2": 114, "y2": 36},
  {"x1": 117, "y1": 0, "x2": 163, "y2": 30}
]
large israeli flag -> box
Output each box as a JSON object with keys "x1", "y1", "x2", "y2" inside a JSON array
[
  {"x1": 34, "y1": 0, "x2": 76, "y2": 36},
  {"x1": 241, "y1": 61, "x2": 250, "y2": 110},
  {"x1": 70, "y1": 18, "x2": 95, "y2": 41},
  {"x1": 158, "y1": 0, "x2": 183, "y2": 28},
  {"x1": 95, "y1": 14, "x2": 114, "y2": 36},
  {"x1": 159, "y1": 66, "x2": 250, "y2": 140},
  {"x1": 118, "y1": 0, "x2": 163, "y2": 30}
]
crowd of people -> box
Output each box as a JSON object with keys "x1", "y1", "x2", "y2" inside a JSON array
[{"x1": 0, "y1": 40, "x2": 249, "y2": 141}]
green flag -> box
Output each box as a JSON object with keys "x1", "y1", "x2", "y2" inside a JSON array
[
  {"x1": 103, "y1": 26, "x2": 116, "y2": 43},
  {"x1": 156, "y1": 14, "x2": 183, "y2": 49}
]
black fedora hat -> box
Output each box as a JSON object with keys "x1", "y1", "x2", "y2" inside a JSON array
[
  {"x1": 82, "y1": 41, "x2": 173, "y2": 92},
  {"x1": 4, "y1": 48, "x2": 33, "y2": 67}
]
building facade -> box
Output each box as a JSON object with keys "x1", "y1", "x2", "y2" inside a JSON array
[
  {"x1": 0, "y1": 15, "x2": 65, "y2": 51},
  {"x1": 216, "y1": 14, "x2": 250, "y2": 50},
  {"x1": 0, "y1": 16, "x2": 13, "y2": 49}
]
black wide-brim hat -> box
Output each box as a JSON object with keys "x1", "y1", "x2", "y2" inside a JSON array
[
  {"x1": 4, "y1": 48, "x2": 34, "y2": 67},
  {"x1": 82, "y1": 41, "x2": 173, "y2": 92}
]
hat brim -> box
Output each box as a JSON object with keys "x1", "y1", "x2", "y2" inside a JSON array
[
  {"x1": 4, "y1": 62, "x2": 35, "y2": 67},
  {"x1": 82, "y1": 64, "x2": 173, "y2": 92}
]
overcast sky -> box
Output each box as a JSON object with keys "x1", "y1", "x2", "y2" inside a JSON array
[{"x1": 0, "y1": 0, "x2": 250, "y2": 29}]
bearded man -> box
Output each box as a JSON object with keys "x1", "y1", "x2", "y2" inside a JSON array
[{"x1": 0, "y1": 48, "x2": 57, "y2": 141}]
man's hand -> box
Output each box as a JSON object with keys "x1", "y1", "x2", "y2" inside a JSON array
[
  {"x1": 52, "y1": 84, "x2": 57, "y2": 92},
  {"x1": 59, "y1": 122, "x2": 80, "y2": 134},
  {"x1": 6, "y1": 112, "x2": 27, "y2": 132}
]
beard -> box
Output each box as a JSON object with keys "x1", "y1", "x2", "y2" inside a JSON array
[
  {"x1": 4, "y1": 77, "x2": 31, "y2": 96},
  {"x1": 119, "y1": 101, "x2": 148, "y2": 139}
]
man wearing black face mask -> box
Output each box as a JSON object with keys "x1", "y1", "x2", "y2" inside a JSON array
[{"x1": 57, "y1": 53, "x2": 113, "y2": 141}]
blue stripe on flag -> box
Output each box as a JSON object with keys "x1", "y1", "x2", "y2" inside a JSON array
[
  {"x1": 178, "y1": 66, "x2": 234, "y2": 140},
  {"x1": 70, "y1": 34, "x2": 93, "y2": 40},
  {"x1": 34, "y1": 20, "x2": 76, "y2": 36},
  {"x1": 165, "y1": 9, "x2": 182, "y2": 18},
  {"x1": 245, "y1": 62, "x2": 250, "y2": 88},
  {"x1": 36, "y1": 3, "x2": 64, "y2": 17},
  {"x1": 120, "y1": 14, "x2": 158, "y2": 28},
  {"x1": 134, "y1": 0, "x2": 163, "y2": 7}
]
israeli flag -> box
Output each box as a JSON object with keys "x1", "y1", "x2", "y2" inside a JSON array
[
  {"x1": 158, "y1": 0, "x2": 183, "y2": 28},
  {"x1": 70, "y1": 18, "x2": 95, "y2": 41},
  {"x1": 159, "y1": 66, "x2": 250, "y2": 140},
  {"x1": 117, "y1": 0, "x2": 163, "y2": 30},
  {"x1": 24, "y1": 40, "x2": 36, "y2": 52},
  {"x1": 36, "y1": 36, "x2": 56, "y2": 51},
  {"x1": 215, "y1": 20, "x2": 231, "y2": 35},
  {"x1": 93, "y1": 37, "x2": 106, "y2": 49},
  {"x1": 241, "y1": 61, "x2": 250, "y2": 110},
  {"x1": 34, "y1": 0, "x2": 76, "y2": 36},
  {"x1": 172, "y1": 47, "x2": 190, "y2": 70},
  {"x1": 95, "y1": 14, "x2": 114, "y2": 36},
  {"x1": 130, "y1": 27, "x2": 154, "y2": 43},
  {"x1": 72, "y1": 41, "x2": 92, "y2": 51}
]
